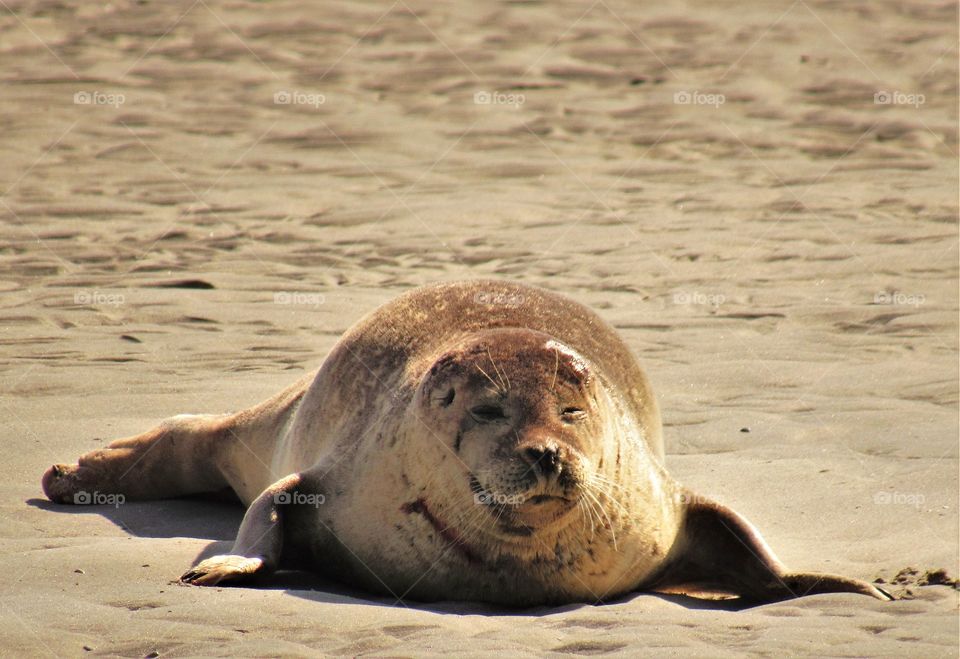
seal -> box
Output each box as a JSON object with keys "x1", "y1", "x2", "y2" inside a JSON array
[{"x1": 42, "y1": 280, "x2": 891, "y2": 605}]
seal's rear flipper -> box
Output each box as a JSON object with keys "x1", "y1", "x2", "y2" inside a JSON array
[
  {"x1": 646, "y1": 493, "x2": 892, "y2": 603},
  {"x1": 41, "y1": 372, "x2": 314, "y2": 504},
  {"x1": 42, "y1": 413, "x2": 235, "y2": 503}
]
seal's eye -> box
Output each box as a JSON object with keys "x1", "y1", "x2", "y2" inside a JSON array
[
  {"x1": 561, "y1": 407, "x2": 586, "y2": 422},
  {"x1": 470, "y1": 404, "x2": 507, "y2": 422}
]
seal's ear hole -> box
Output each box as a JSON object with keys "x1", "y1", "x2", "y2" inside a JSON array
[{"x1": 440, "y1": 388, "x2": 456, "y2": 408}]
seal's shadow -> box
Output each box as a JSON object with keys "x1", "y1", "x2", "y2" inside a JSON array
[
  {"x1": 28, "y1": 496, "x2": 753, "y2": 614},
  {"x1": 28, "y1": 495, "x2": 244, "y2": 541},
  {"x1": 285, "y1": 584, "x2": 753, "y2": 615}
]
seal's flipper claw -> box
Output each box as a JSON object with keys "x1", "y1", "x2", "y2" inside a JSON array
[{"x1": 180, "y1": 555, "x2": 264, "y2": 586}]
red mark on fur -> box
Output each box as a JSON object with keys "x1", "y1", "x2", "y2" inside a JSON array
[{"x1": 401, "y1": 498, "x2": 482, "y2": 565}]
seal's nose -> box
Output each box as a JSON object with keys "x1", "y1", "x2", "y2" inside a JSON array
[{"x1": 521, "y1": 445, "x2": 561, "y2": 477}]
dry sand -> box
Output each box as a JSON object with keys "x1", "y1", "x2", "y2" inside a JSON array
[{"x1": 1, "y1": 0, "x2": 958, "y2": 656}]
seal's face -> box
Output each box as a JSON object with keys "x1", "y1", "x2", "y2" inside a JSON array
[{"x1": 416, "y1": 329, "x2": 608, "y2": 536}]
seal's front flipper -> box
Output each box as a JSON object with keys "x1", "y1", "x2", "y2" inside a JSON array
[
  {"x1": 181, "y1": 473, "x2": 311, "y2": 587},
  {"x1": 646, "y1": 492, "x2": 892, "y2": 603}
]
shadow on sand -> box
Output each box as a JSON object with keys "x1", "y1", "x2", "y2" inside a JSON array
[{"x1": 29, "y1": 496, "x2": 751, "y2": 615}]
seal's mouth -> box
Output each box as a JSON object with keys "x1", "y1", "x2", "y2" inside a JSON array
[
  {"x1": 468, "y1": 475, "x2": 574, "y2": 503},
  {"x1": 526, "y1": 494, "x2": 566, "y2": 505},
  {"x1": 468, "y1": 474, "x2": 578, "y2": 531},
  {"x1": 399, "y1": 476, "x2": 580, "y2": 564}
]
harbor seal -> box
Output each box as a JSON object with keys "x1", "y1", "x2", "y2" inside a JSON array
[{"x1": 42, "y1": 280, "x2": 890, "y2": 605}]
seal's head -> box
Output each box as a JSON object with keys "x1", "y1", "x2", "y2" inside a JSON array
[{"x1": 413, "y1": 328, "x2": 612, "y2": 535}]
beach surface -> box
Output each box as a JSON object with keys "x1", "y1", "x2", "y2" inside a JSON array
[{"x1": 1, "y1": 0, "x2": 957, "y2": 656}]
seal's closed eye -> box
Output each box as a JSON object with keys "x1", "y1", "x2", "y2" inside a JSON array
[
  {"x1": 470, "y1": 404, "x2": 507, "y2": 422},
  {"x1": 560, "y1": 406, "x2": 586, "y2": 421}
]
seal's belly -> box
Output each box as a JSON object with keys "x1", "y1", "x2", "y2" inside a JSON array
[{"x1": 312, "y1": 491, "x2": 665, "y2": 605}]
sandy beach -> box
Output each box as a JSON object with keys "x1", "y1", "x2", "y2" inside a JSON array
[{"x1": 1, "y1": 0, "x2": 958, "y2": 656}]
